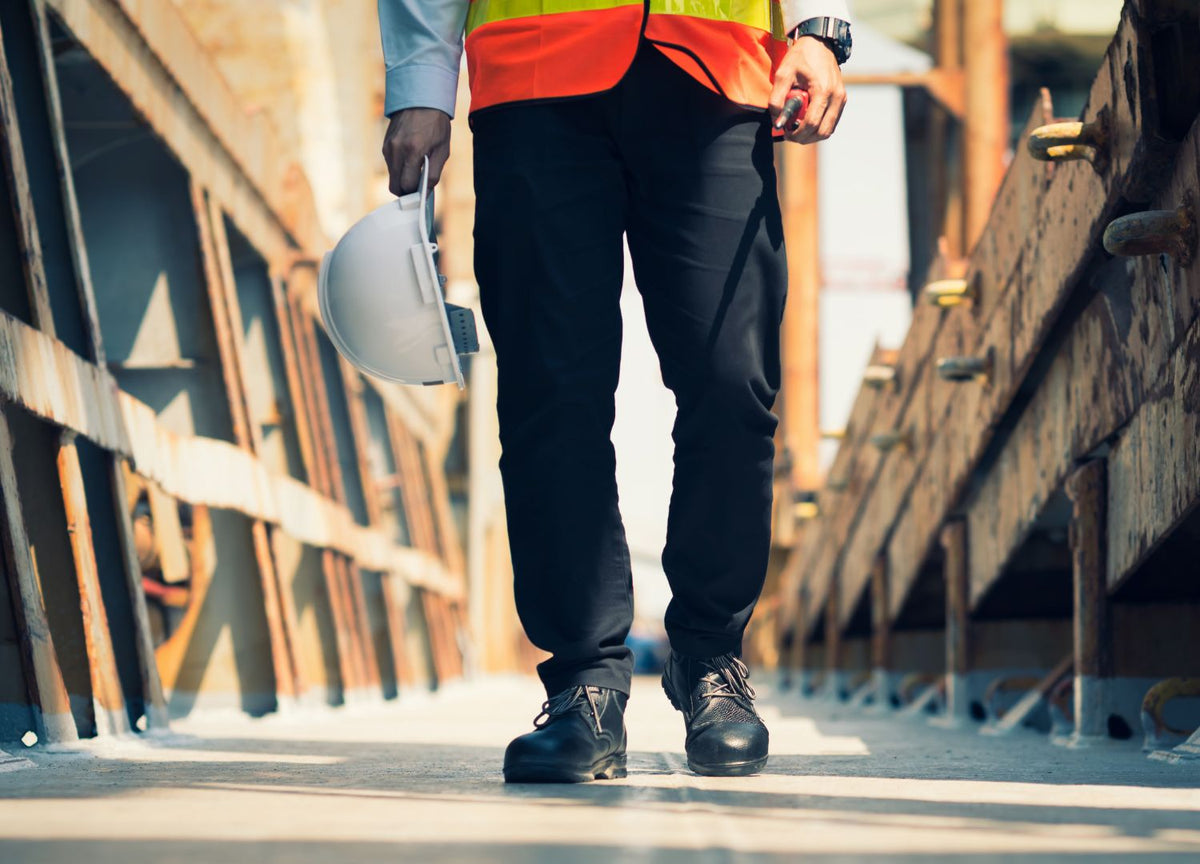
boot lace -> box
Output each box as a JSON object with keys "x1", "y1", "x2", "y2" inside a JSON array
[
  {"x1": 533, "y1": 685, "x2": 603, "y2": 734},
  {"x1": 698, "y1": 654, "x2": 756, "y2": 705}
]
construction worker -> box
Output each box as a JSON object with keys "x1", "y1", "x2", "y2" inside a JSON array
[{"x1": 379, "y1": 0, "x2": 851, "y2": 782}]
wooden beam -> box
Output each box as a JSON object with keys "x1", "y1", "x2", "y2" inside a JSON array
[
  {"x1": 28, "y1": 0, "x2": 168, "y2": 730},
  {"x1": 0, "y1": 305, "x2": 460, "y2": 594},
  {"x1": 888, "y1": 4, "x2": 1192, "y2": 614},
  {"x1": 0, "y1": 15, "x2": 130, "y2": 737},
  {"x1": 192, "y1": 181, "x2": 298, "y2": 701},
  {"x1": 56, "y1": 431, "x2": 129, "y2": 735},
  {"x1": 965, "y1": 109, "x2": 1200, "y2": 602}
]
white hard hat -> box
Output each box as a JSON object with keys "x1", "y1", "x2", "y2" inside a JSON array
[{"x1": 319, "y1": 157, "x2": 477, "y2": 389}]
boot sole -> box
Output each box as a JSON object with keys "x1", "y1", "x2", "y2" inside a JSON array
[
  {"x1": 687, "y1": 755, "x2": 768, "y2": 777},
  {"x1": 503, "y1": 753, "x2": 627, "y2": 784}
]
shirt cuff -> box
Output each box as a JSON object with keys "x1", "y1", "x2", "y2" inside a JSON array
[
  {"x1": 782, "y1": 0, "x2": 853, "y2": 34},
  {"x1": 384, "y1": 63, "x2": 460, "y2": 118}
]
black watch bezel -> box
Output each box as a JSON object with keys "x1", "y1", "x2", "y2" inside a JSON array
[{"x1": 789, "y1": 16, "x2": 852, "y2": 66}]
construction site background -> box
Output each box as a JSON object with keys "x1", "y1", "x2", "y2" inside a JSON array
[{"x1": 1, "y1": 0, "x2": 1200, "y2": 860}]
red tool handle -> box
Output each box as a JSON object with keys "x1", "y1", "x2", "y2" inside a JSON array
[{"x1": 771, "y1": 88, "x2": 810, "y2": 139}]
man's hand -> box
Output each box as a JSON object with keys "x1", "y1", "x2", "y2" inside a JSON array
[
  {"x1": 769, "y1": 37, "x2": 847, "y2": 144},
  {"x1": 382, "y1": 108, "x2": 452, "y2": 196}
]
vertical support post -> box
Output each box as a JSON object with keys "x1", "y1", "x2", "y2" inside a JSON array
[
  {"x1": 941, "y1": 520, "x2": 971, "y2": 723},
  {"x1": 792, "y1": 583, "x2": 811, "y2": 691},
  {"x1": 0, "y1": 404, "x2": 77, "y2": 743},
  {"x1": 1066, "y1": 459, "x2": 1111, "y2": 743},
  {"x1": 24, "y1": 0, "x2": 169, "y2": 729},
  {"x1": 824, "y1": 587, "x2": 843, "y2": 699},
  {"x1": 931, "y1": 0, "x2": 964, "y2": 257},
  {"x1": 778, "y1": 140, "x2": 821, "y2": 494},
  {"x1": 869, "y1": 556, "x2": 891, "y2": 703},
  {"x1": 282, "y1": 272, "x2": 358, "y2": 699},
  {"x1": 0, "y1": 17, "x2": 134, "y2": 737},
  {"x1": 57, "y1": 431, "x2": 130, "y2": 736},
  {"x1": 962, "y1": 0, "x2": 1009, "y2": 251},
  {"x1": 192, "y1": 184, "x2": 300, "y2": 703}
]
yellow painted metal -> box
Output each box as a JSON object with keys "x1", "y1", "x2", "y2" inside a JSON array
[
  {"x1": 862, "y1": 364, "x2": 899, "y2": 391},
  {"x1": 924, "y1": 278, "x2": 973, "y2": 307},
  {"x1": 1027, "y1": 120, "x2": 1106, "y2": 162},
  {"x1": 795, "y1": 501, "x2": 820, "y2": 520},
  {"x1": 1141, "y1": 677, "x2": 1200, "y2": 749}
]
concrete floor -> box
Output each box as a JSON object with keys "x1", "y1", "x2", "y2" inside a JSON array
[{"x1": 1, "y1": 675, "x2": 1199, "y2": 862}]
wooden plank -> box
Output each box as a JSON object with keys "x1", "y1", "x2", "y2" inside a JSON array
[
  {"x1": 271, "y1": 275, "x2": 319, "y2": 484},
  {"x1": 388, "y1": 414, "x2": 439, "y2": 556},
  {"x1": 0, "y1": 15, "x2": 52, "y2": 329},
  {"x1": 107, "y1": 461, "x2": 167, "y2": 727},
  {"x1": 56, "y1": 431, "x2": 129, "y2": 735},
  {"x1": 888, "y1": 4, "x2": 1197, "y2": 609},
  {"x1": 423, "y1": 439, "x2": 465, "y2": 578},
  {"x1": 380, "y1": 573, "x2": 413, "y2": 689},
  {"x1": 192, "y1": 182, "x2": 297, "y2": 700},
  {"x1": 0, "y1": 304, "x2": 461, "y2": 595},
  {"x1": 284, "y1": 282, "x2": 360, "y2": 695},
  {"x1": 335, "y1": 358, "x2": 385, "y2": 689},
  {"x1": 0, "y1": 404, "x2": 76, "y2": 743},
  {"x1": 28, "y1": 0, "x2": 167, "y2": 727},
  {"x1": 1, "y1": 17, "x2": 136, "y2": 736},
  {"x1": 29, "y1": 0, "x2": 105, "y2": 363}
]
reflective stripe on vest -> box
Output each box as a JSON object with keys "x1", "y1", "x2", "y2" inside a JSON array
[{"x1": 464, "y1": 0, "x2": 786, "y2": 113}]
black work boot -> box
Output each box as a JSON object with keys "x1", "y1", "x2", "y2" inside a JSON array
[
  {"x1": 661, "y1": 651, "x2": 768, "y2": 776},
  {"x1": 503, "y1": 685, "x2": 628, "y2": 783}
]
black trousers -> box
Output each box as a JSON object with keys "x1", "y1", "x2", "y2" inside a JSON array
[{"x1": 472, "y1": 43, "x2": 787, "y2": 697}]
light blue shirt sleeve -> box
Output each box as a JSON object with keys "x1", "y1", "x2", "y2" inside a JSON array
[
  {"x1": 378, "y1": 0, "x2": 469, "y2": 118},
  {"x1": 782, "y1": 0, "x2": 853, "y2": 33}
]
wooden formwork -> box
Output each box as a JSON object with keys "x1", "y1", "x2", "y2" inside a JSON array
[
  {"x1": 0, "y1": 0, "x2": 466, "y2": 744},
  {"x1": 783, "y1": 0, "x2": 1200, "y2": 756}
]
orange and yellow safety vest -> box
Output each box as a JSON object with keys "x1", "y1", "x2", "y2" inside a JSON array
[{"x1": 464, "y1": 0, "x2": 787, "y2": 113}]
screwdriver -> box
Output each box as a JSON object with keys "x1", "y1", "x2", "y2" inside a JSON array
[{"x1": 772, "y1": 88, "x2": 810, "y2": 138}]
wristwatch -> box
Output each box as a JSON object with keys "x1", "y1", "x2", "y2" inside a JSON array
[{"x1": 789, "y1": 17, "x2": 853, "y2": 66}]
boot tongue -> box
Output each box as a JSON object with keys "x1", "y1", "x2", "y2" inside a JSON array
[
  {"x1": 695, "y1": 654, "x2": 758, "y2": 715},
  {"x1": 533, "y1": 686, "x2": 603, "y2": 732}
]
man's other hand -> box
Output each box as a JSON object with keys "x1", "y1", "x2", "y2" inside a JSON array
[
  {"x1": 382, "y1": 108, "x2": 452, "y2": 196},
  {"x1": 768, "y1": 37, "x2": 847, "y2": 145}
]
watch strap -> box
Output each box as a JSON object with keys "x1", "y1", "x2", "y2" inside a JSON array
[{"x1": 789, "y1": 16, "x2": 852, "y2": 65}]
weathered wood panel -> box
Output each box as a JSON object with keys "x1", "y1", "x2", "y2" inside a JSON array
[
  {"x1": 0, "y1": 306, "x2": 460, "y2": 597},
  {"x1": 1107, "y1": 314, "x2": 1200, "y2": 587},
  {"x1": 966, "y1": 111, "x2": 1200, "y2": 598},
  {"x1": 888, "y1": 3, "x2": 1197, "y2": 609}
]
